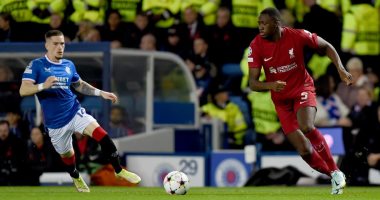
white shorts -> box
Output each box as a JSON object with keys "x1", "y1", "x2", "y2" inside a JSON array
[{"x1": 48, "y1": 107, "x2": 96, "y2": 155}]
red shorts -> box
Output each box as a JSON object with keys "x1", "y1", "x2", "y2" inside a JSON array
[{"x1": 273, "y1": 90, "x2": 316, "y2": 135}]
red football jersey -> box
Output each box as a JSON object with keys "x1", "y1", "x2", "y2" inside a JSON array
[{"x1": 248, "y1": 27, "x2": 319, "y2": 100}]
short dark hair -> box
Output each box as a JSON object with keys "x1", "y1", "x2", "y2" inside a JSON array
[
  {"x1": 45, "y1": 30, "x2": 63, "y2": 40},
  {"x1": 0, "y1": 120, "x2": 10, "y2": 127},
  {"x1": 260, "y1": 7, "x2": 282, "y2": 24}
]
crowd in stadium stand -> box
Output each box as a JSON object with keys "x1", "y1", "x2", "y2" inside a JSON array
[{"x1": 0, "y1": 0, "x2": 380, "y2": 186}]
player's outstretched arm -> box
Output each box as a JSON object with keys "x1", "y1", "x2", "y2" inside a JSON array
[
  {"x1": 317, "y1": 36, "x2": 353, "y2": 86},
  {"x1": 19, "y1": 76, "x2": 58, "y2": 97},
  {"x1": 249, "y1": 68, "x2": 286, "y2": 92},
  {"x1": 72, "y1": 79, "x2": 118, "y2": 103}
]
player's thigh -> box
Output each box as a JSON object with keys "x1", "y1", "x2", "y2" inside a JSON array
[
  {"x1": 73, "y1": 107, "x2": 97, "y2": 136},
  {"x1": 274, "y1": 100, "x2": 298, "y2": 135},
  {"x1": 296, "y1": 107, "x2": 317, "y2": 131},
  {"x1": 48, "y1": 125, "x2": 74, "y2": 155},
  {"x1": 294, "y1": 90, "x2": 317, "y2": 130}
]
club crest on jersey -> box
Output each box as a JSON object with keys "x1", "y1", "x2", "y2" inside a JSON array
[
  {"x1": 65, "y1": 66, "x2": 71, "y2": 74},
  {"x1": 269, "y1": 67, "x2": 277, "y2": 74},
  {"x1": 289, "y1": 48, "x2": 295, "y2": 59}
]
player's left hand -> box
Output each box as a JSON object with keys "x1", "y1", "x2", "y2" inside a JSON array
[
  {"x1": 100, "y1": 91, "x2": 118, "y2": 103},
  {"x1": 339, "y1": 70, "x2": 353, "y2": 86}
]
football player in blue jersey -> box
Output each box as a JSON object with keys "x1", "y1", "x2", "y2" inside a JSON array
[{"x1": 19, "y1": 30, "x2": 141, "y2": 192}]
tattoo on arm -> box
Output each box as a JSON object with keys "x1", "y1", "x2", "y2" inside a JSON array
[
  {"x1": 72, "y1": 81, "x2": 81, "y2": 89},
  {"x1": 73, "y1": 79, "x2": 97, "y2": 96}
]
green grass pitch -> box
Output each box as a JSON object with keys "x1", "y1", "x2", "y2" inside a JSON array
[{"x1": 0, "y1": 186, "x2": 379, "y2": 200}]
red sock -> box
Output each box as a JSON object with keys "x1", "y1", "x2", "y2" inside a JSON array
[
  {"x1": 61, "y1": 155, "x2": 76, "y2": 165},
  {"x1": 61, "y1": 155, "x2": 79, "y2": 178},
  {"x1": 92, "y1": 126, "x2": 107, "y2": 142},
  {"x1": 306, "y1": 128, "x2": 338, "y2": 172},
  {"x1": 302, "y1": 148, "x2": 331, "y2": 175}
]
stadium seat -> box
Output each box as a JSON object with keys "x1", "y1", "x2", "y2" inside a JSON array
[
  {"x1": 222, "y1": 63, "x2": 243, "y2": 76},
  {"x1": 222, "y1": 63, "x2": 243, "y2": 93}
]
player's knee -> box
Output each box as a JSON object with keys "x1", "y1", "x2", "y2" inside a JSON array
[{"x1": 299, "y1": 124, "x2": 314, "y2": 134}]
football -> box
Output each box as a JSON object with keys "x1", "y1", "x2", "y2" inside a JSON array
[{"x1": 163, "y1": 171, "x2": 190, "y2": 195}]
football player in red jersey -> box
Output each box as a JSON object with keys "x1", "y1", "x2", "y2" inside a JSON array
[{"x1": 248, "y1": 8, "x2": 352, "y2": 194}]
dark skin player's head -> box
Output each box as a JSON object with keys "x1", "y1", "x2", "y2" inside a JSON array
[{"x1": 258, "y1": 8, "x2": 282, "y2": 41}]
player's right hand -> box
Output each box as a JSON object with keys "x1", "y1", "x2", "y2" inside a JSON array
[
  {"x1": 271, "y1": 81, "x2": 286, "y2": 92},
  {"x1": 44, "y1": 76, "x2": 58, "y2": 89}
]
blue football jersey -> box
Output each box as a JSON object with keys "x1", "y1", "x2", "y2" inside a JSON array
[{"x1": 22, "y1": 55, "x2": 81, "y2": 129}]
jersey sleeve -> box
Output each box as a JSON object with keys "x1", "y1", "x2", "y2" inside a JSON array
[
  {"x1": 298, "y1": 29, "x2": 319, "y2": 49},
  {"x1": 71, "y1": 62, "x2": 80, "y2": 83},
  {"x1": 22, "y1": 60, "x2": 40, "y2": 83},
  {"x1": 248, "y1": 39, "x2": 262, "y2": 69}
]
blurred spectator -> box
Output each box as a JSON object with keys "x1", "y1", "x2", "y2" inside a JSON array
[
  {"x1": 279, "y1": 8, "x2": 298, "y2": 28},
  {"x1": 73, "y1": 20, "x2": 93, "y2": 41},
  {"x1": 178, "y1": 6, "x2": 206, "y2": 50},
  {"x1": 124, "y1": 12, "x2": 152, "y2": 48},
  {"x1": 85, "y1": 28, "x2": 101, "y2": 42},
  {"x1": 24, "y1": 0, "x2": 69, "y2": 42},
  {"x1": 0, "y1": 65, "x2": 21, "y2": 114},
  {"x1": 26, "y1": 126, "x2": 63, "y2": 185},
  {"x1": 5, "y1": 109, "x2": 30, "y2": 141},
  {"x1": 107, "y1": 0, "x2": 142, "y2": 23},
  {"x1": 318, "y1": 0, "x2": 351, "y2": 16},
  {"x1": 303, "y1": 0, "x2": 341, "y2": 50},
  {"x1": 180, "y1": 0, "x2": 220, "y2": 26},
  {"x1": 201, "y1": 86, "x2": 247, "y2": 149},
  {"x1": 27, "y1": 0, "x2": 67, "y2": 25},
  {"x1": 109, "y1": 105, "x2": 134, "y2": 138},
  {"x1": 185, "y1": 37, "x2": 216, "y2": 105},
  {"x1": 207, "y1": 7, "x2": 241, "y2": 70},
  {"x1": 47, "y1": 13, "x2": 77, "y2": 42},
  {"x1": 69, "y1": 0, "x2": 106, "y2": 25},
  {"x1": 336, "y1": 57, "x2": 372, "y2": 108},
  {"x1": 191, "y1": 59, "x2": 213, "y2": 106},
  {"x1": 341, "y1": 1, "x2": 379, "y2": 73},
  {"x1": 367, "y1": 68, "x2": 380, "y2": 102},
  {"x1": 98, "y1": 10, "x2": 126, "y2": 49},
  {"x1": 0, "y1": 120, "x2": 27, "y2": 185},
  {"x1": 142, "y1": 0, "x2": 181, "y2": 46},
  {"x1": 0, "y1": 13, "x2": 13, "y2": 42},
  {"x1": 0, "y1": 0, "x2": 35, "y2": 41},
  {"x1": 0, "y1": 64, "x2": 14, "y2": 82},
  {"x1": 142, "y1": 0, "x2": 181, "y2": 29},
  {"x1": 302, "y1": 0, "x2": 342, "y2": 81},
  {"x1": 315, "y1": 74, "x2": 349, "y2": 127},
  {"x1": 139, "y1": 33, "x2": 156, "y2": 51},
  {"x1": 73, "y1": 20, "x2": 100, "y2": 42},
  {"x1": 161, "y1": 25, "x2": 188, "y2": 59},
  {"x1": 221, "y1": 0, "x2": 276, "y2": 50},
  {"x1": 186, "y1": 37, "x2": 216, "y2": 76},
  {"x1": 339, "y1": 87, "x2": 378, "y2": 185}
]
